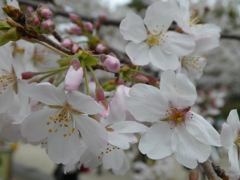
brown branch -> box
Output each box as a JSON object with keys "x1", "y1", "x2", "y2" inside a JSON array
[
  {"x1": 212, "y1": 162, "x2": 230, "y2": 180},
  {"x1": 200, "y1": 160, "x2": 219, "y2": 180}
]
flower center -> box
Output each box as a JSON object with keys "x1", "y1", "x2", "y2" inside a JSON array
[
  {"x1": 182, "y1": 56, "x2": 206, "y2": 73},
  {"x1": 145, "y1": 25, "x2": 168, "y2": 47},
  {"x1": 97, "y1": 143, "x2": 121, "y2": 160},
  {"x1": 0, "y1": 74, "x2": 16, "y2": 94},
  {"x1": 162, "y1": 107, "x2": 192, "y2": 129},
  {"x1": 47, "y1": 106, "x2": 76, "y2": 137},
  {"x1": 188, "y1": 10, "x2": 203, "y2": 27}
]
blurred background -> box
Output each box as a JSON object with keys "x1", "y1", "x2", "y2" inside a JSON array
[{"x1": 1, "y1": 0, "x2": 240, "y2": 179}]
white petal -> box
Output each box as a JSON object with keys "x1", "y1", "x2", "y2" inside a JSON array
[
  {"x1": 160, "y1": 71, "x2": 197, "y2": 107},
  {"x1": 139, "y1": 122, "x2": 173, "y2": 159},
  {"x1": 109, "y1": 121, "x2": 148, "y2": 134},
  {"x1": 126, "y1": 84, "x2": 169, "y2": 122},
  {"x1": 171, "y1": 125, "x2": 211, "y2": 169},
  {"x1": 144, "y1": 1, "x2": 176, "y2": 33},
  {"x1": 120, "y1": 12, "x2": 148, "y2": 43},
  {"x1": 220, "y1": 123, "x2": 235, "y2": 149},
  {"x1": 228, "y1": 145, "x2": 240, "y2": 174},
  {"x1": 0, "y1": 113, "x2": 21, "y2": 142},
  {"x1": 48, "y1": 124, "x2": 81, "y2": 164},
  {"x1": 162, "y1": 31, "x2": 195, "y2": 56},
  {"x1": 126, "y1": 42, "x2": 150, "y2": 66},
  {"x1": 0, "y1": 86, "x2": 14, "y2": 113},
  {"x1": 67, "y1": 91, "x2": 102, "y2": 114},
  {"x1": 21, "y1": 108, "x2": 56, "y2": 142},
  {"x1": 74, "y1": 114, "x2": 108, "y2": 156},
  {"x1": 102, "y1": 148, "x2": 125, "y2": 170},
  {"x1": 181, "y1": 56, "x2": 206, "y2": 79},
  {"x1": 103, "y1": 85, "x2": 129, "y2": 125},
  {"x1": 227, "y1": 109, "x2": 240, "y2": 133},
  {"x1": 149, "y1": 45, "x2": 179, "y2": 70},
  {"x1": 190, "y1": 37, "x2": 219, "y2": 55},
  {"x1": 19, "y1": 82, "x2": 67, "y2": 106},
  {"x1": 108, "y1": 132, "x2": 130, "y2": 150},
  {"x1": 0, "y1": 46, "x2": 13, "y2": 72},
  {"x1": 112, "y1": 154, "x2": 130, "y2": 175},
  {"x1": 186, "y1": 111, "x2": 221, "y2": 146}
]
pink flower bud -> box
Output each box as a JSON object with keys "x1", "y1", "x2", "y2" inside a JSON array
[
  {"x1": 95, "y1": 83, "x2": 110, "y2": 119},
  {"x1": 40, "y1": 9, "x2": 53, "y2": 19},
  {"x1": 100, "y1": 54, "x2": 120, "y2": 72},
  {"x1": 84, "y1": 22, "x2": 93, "y2": 34},
  {"x1": 61, "y1": 37, "x2": 73, "y2": 49},
  {"x1": 99, "y1": 14, "x2": 107, "y2": 22},
  {"x1": 95, "y1": 43, "x2": 107, "y2": 53},
  {"x1": 71, "y1": 43, "x2": 78, "y2": 53},
  {"x1": 69, "y1": 13, "x2": 82, "y2": 24},
  {"x1": 65, "y1": 59, "x2": 83, "y2": 91},
  {"x1": 40, "y1": 19, "x2": 55, "y2": 34},
  {"x1": 71, "y1": 25, "x2": 83, "y2": 35},
  {"x1": 36, "y1": 4, "x2": 52, "y2": 18},
  {"x1": 25, "y1": 6, "x2": 34, "y2": 13},
  {"x1": 132, "y1": 74, "x2": 149, "y2": 83},
  {"x1": 21, "y1": 71, "x2": 37, "y2": 79},
  {"x1": 25, "y1": 12, "x2": 40, "y2": 27}
]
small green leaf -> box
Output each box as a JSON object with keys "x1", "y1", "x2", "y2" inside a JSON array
[{"x1": 0, "y1": 20, "x2": 12, "y2": 30}]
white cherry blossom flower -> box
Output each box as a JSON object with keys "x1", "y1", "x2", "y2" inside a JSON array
[
  {"x1": 175, "y1": 0, "x2": 220, "y2": 53},
  {"x1": 65, "y1": 85, "x2": 148, "y2": 175},
  {"x1": 20, "y1": 82, "x2": 108, "y2": 164},
  {"x1": 120, "y1": 0, "x2": 195, "y2": 70},
  {"x1": 126, "y1": 71, "x2": 221, "y2": 169},
  {"x1": 220, "y1": 110, "x2": 240, "y2": 179}
]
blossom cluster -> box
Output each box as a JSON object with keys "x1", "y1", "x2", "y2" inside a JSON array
[{"x1": 0, "y1": 0, "x2": 239, "y2": 179}]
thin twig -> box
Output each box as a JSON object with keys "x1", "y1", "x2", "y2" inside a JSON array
[
  {"x1": 212, "y1": 162, "x2": 230, "y2": 180},
  {"x1": 200, "y1": 160, "x2": 219, "y2": 180}
]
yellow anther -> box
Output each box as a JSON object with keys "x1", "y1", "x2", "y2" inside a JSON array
[
  {"x1": 48, "y1": 129, "x2": 52, "y2": 132},
  {"x1": 46, "y1": 122, "x2": 50, "y2": 125},
  {"x1": 63, "y1": 134, "x2": 67, "y2": 137}
]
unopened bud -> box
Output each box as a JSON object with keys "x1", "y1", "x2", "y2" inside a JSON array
[
  {"x1": 61, "y1": 37, "x2": 73, "y2": 49},
  {"x1": 22, "y1": 71, "x2": 37, "y2": 79},
  {"x1": 25, "y1": 6, "x2": 34, "y2": 13},
  {"x1": 2, "y1": 5, "x2": 24, "y2": 21},
  {"x1": 25, "y1": 12, "x2": 40, "y2": 27},
  {"x1": 69, "y1": 13, "x2": 82, "y2": 25},
  {"x1": 189, "y1": 169, "x2": 199, "y2": 180},
  {"x1": 71, "y1": 25, "x2": 83, "y2": 35},
  {"x1": 84, "y1": 22, "x2": 93, "y2": 34},
  {"x1": 5, "y1": 27, "x2": 21, "y2": 41},
  {"x1": 99, "y1": 14, "x2": 107, "y2": 22},
  {"x1": 95, "y1": 43, "x2": 108, "y2": 53},
  {"x1": 95, "y1": 83, "x2": 110, "y2": 119},
  {"x1": 40, "y1": 19, "x2": 55, "y2": 34},
  {"x1": 132, "y1": 74, "x2": 149, "y2": 83},
  {"x1": 65, "y1": 59, "x2": 83, "y2": 91},
  {"x1": 71, "y1": 43, "x2": 78, "y2": 53},
  {"x1": 40, "y1": 9, "x2": 52, "y2": 19},
  {"x1": 36, "y1": 4, "x2": 52, "y2": 19},
  {"x1": 100, "y1": 54, "x2": 120, "y2": 72}
]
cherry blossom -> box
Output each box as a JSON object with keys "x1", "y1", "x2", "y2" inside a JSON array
[
  {"x1": 120, "y1": 0, "x2": 195, "y2": 70},
  {"x1": 126, "y1": 71, "x2": 221, "y2": 169},
  {"x1": 20, "y1": 82, "x2": 108, "y2": 164},
  {"x1": 220, "y1": 109, "x2": 240, "y2": 179}
]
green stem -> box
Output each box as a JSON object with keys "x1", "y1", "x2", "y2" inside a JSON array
[
  {"x1": 38, "y1": 71, "x2": 57, "y2": 82},
  {"x1": 37, "y1": 41, "x2": 70, "y2": 57},
  {"x1": 82, "y1": 62, "x2": 90, "y2": 95},
  {"x1": 87, "y1": 65, "x2": 100, "y2": 86},
  {"x1": 130, "y1": 69, "x2": 149, "y2": 77},
  {"x1": 76, "y1": 41, "x2": 89, "y2": 44},
  {"x1": 55, "y1": 76, "x2": 65, "y2": 87},
  {"x1": 37, "y1": 66, "x2": 69, "y2": 75}
]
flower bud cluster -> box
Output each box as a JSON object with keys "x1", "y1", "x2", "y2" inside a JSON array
[{"x1": 25, "y1": 4, "x2": 55, "y2": 35}]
